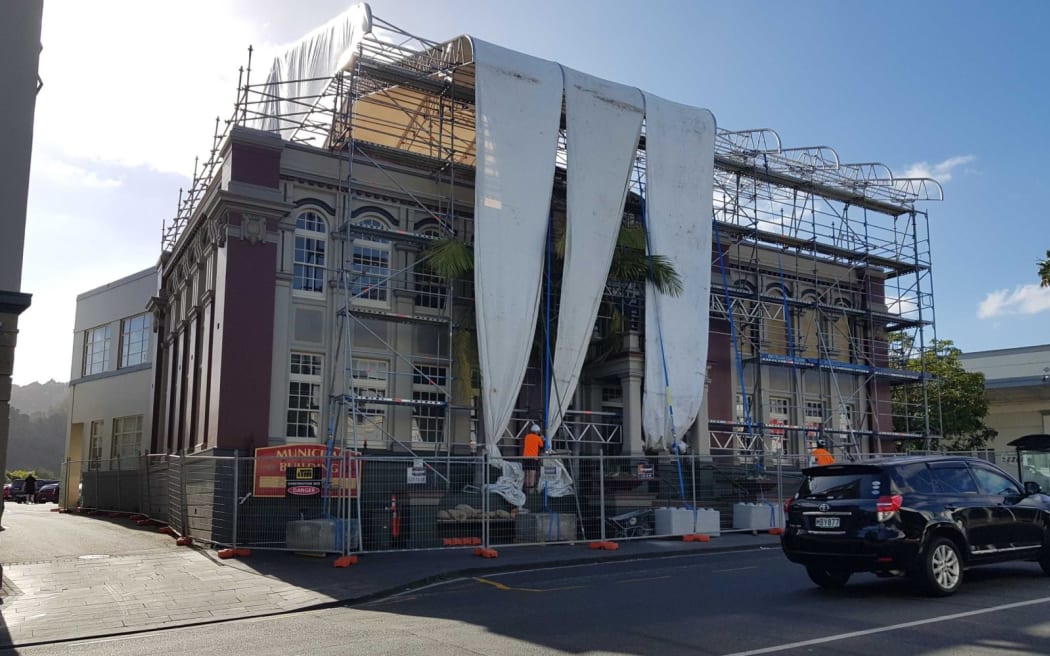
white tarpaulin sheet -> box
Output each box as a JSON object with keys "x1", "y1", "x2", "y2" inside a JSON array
[
  {"x1": 546, "y1": 69, "x2": 644, "y2": 440},
  {"x1": 252, "y1": 3, "x2": 372, "y2": 138},
  {"x1": 472, "y1": 38, "x2": 563, "y2": 456},
  {"x1": 641, "y1": 93, "x2": 716, "y2": 451}
]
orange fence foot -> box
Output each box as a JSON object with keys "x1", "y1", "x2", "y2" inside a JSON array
[
  {"x1": 589, "y1": 541, "x2": 605, "y2": 550},
  {"x1": 684, "y1": 534, "x2": 711, "y2": 542},
  {"x1": 159, "y1": 526, "x2": 175, "y2": 536},
  {"x1": 601, "y1": 541, "x2": 619, "y2": 550},
  {"x1": 334, "y1": 555, "x2": 359, "y2": 568},
  {"x1": 768, "y1": 527, "x2": 785, "y2": 535},
  {"x1": 217, "y1": 548, "x2": 236, "y2": 559},
  {"x1": 176, "y1": 536, "x2": 193, "y2": 546},
  {"x1": 474, "y1": 548, "x2": 498, "y2": 558},
  {"x1": 234, "y1": 548, "x2": 252, "y2": 557}
]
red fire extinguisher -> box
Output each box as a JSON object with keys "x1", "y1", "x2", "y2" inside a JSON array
[{"x1": 391, "y1": 493, "x2": 401, "y2": 539}]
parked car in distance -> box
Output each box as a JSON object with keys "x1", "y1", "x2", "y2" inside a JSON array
[
  {"x1": 781, "y1": 455, "x2": 1050, "y2": 596},
  {"x1": 4, "y1": 479, "x2": 25, "y2": 501},
  {"x1": 35, "y1": 483, "x2": 60, "y2": 504}
]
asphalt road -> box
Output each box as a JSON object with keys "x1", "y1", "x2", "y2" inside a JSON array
[{"x1": 18, "y1": 547, "x2": 1050, "y2": 656}]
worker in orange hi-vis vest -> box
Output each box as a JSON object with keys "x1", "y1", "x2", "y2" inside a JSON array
[
  {"x1": 811, "y1": 439, "x2": 835, "y2": 466},
  {"x1": 522, "y1": 424, "x2": 544, "y2": 492}
]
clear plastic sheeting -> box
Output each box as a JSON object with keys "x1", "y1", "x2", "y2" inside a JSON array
[
  {"x1": 471, "y1": 38, "x2": 563, "y2": 457},
  {"x1": 546, "y1": 70, "x2": 644, "y2": 442},
  {"x1": 252, "y1": 3, "x2": 373, "y2": 140},
  {"x1": 641, "y1": 94, "x2": 716, "y2": 451}
]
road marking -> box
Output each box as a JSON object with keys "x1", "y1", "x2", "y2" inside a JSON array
[
  {"x1": 473, "y1": 577, "x2": 583, "y2": 593},
  {"x1": 711, "y1": 566, "x2": 758, "y2": 573},
  {"x1": 721, "y1": 595, "x2": 1050, "y2": 656},
  {"x1": 617, "y1": 570, "x2": 667, "y2": 583}
]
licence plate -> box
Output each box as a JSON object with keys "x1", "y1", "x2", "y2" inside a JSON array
[{"x1": 814, "y1": 517, "x2": 840, "y2": 529}]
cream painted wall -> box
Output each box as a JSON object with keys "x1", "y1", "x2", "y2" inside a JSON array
[{"x1": 65, "y1": 267, "x2": 156, "y2": 481}]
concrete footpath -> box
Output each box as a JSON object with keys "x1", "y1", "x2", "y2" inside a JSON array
[{"x1": 0, "y1": 502, "x2": 782, "y2": 649}]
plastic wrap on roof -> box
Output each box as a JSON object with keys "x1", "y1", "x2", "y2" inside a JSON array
[{"x1": 252, "y1": 3, "x2": 372, "y2": 140}]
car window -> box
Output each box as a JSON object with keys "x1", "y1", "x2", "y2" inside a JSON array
[
  {"x1": 970, "y1": 466, "x2": 1020, "y2": 497},
  {"x1": 929, "y1": 466, "x2": 979, "y2": 495},
  {"x1": 798, "y1": 473, "x2": 885, "y2": 500},
  {"x1": 893, "y1": 463, "x2": 936, "y2": 494}
]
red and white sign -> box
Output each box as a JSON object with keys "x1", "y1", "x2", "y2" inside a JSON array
[{"x1": 252, "y1": 444, "x2": 360, "y2": 498}]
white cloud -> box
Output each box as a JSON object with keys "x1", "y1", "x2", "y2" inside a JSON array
[
  {"x1": 34, "y1": 155, "x2": 122, "y2": 189},
  {"x1": 977, "y1": 284, "x2": 1050, "y2": 319},
  {"x1": 902, "y1": 155, "x2": 976, "y2": 183}
]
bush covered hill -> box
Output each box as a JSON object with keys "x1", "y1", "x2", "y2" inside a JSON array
[{"x1": 7, "y1": 380, "x2": 68, "y2": 476}]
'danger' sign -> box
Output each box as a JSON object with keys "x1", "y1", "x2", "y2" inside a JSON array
[{"x1": 253, "y1": 444, "x2": 360, "y2": 498}]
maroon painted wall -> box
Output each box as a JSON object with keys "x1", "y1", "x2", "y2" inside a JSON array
[
  {"x1": 230, "y1": 142, "x2": 281, "y2": 189},
  {"x1": 213, "y1": 231, "x2": 277, "y2": 451},
  {"x1": 707, "y1": 318, "x2": 733, "y2": 422}
]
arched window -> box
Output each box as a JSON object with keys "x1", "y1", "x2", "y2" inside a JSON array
[
  {"x1": 731, "y1": 280, "x2": 758, "y2": 356},
  {"x1": 764, "y1": 283, "x2": 791, "y2": 357},
  {"x1": 293, "y1": 211, "x2": 327, "y2": 294},
  {"x1": 798, "y1": 290, "x2": 821, "y2": 358},
  {"x1": 351, "y1": 217, "x2": 391, "y2": 306}
]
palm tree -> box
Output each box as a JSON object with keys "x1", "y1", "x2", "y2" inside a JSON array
[
  {"x1": 1039, "y1": 250, "x2": 1050, "y2": 288},
  {"x1": 424, "y1": 220, "x2": 683, "y2": 403}
]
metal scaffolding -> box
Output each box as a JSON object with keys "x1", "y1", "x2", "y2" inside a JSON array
[{"x1": 163, "y1": 9, "x2": 944, "y2": 458}]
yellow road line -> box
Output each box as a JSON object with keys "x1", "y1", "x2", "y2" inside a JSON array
[{"x1": 473, "y1": 577, "x2": 583, "y2": 593}]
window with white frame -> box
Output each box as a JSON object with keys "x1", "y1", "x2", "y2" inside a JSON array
[
  {"x1": 287, "y1": 352, "x2": 323, "y2": 439},
  {"x1": 120, "y1": 313, "x2": 152, "y2": 368},
  {"x1": 414, "y1": 228, "x2": 446, "y2": 310},
  {"x1": 293, "y1": 211, "x2": 327, "y2": 294},
  {"x1": 804, "y1": 400, "x2": 826, "y2": 442},
  {"x1": 83, "y1": 325, "x2": 112, "y2": 376},
  {"x1": 111, "y1": 415, "x2": 143, "y2": 463},
  {"x1": 88, "y1": 420, "x2": 103, "y2": 470},
  {"x1": 351, "y1": 218, "x2": 391, "y2": 305},
  {"x1": 411, "y1": 364, "x2": 447, "y2": 443},
  {"x1": 348, "y1": 358, "x2": 388, "y2": 447}
]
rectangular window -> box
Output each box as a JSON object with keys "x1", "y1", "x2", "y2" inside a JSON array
[
  {"x1": 411, "y1": 363, "x2": 447, "y2": 444},
  {"x1": 413, "y1": 264, "x2": 446, "y2": 310},
  {"x1": 88, "y1": 420, "x2": 103, "y2": 470},
  {"x1": 351, "y1": 242, "x2": 390, "y2": 303},
  {"x1": 411, "y1": 391, "x2": 446, "y2": 443},
  {"x1": 347, "y1": 358, "x2": 388, "y2": 447},
  {"x1": 120, "y1": 313, "x2": 152, "y2": 368},
  {"x1": 286, "y1": 353, "x2": 323, "y2": 439},
  {"x1": 293, "y1": 236, "x2": 326, "y2": 293},
  {"x1": 412, "y1": 364, "x2": 447, "y2": 387},
  {"x1": 83, "y1": 325, "x2": 112, "y2": 376},
  {"x1": 111, "y1": 415, "x2": 143, "y2": 462}
]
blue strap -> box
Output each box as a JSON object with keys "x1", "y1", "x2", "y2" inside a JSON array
[{"x1": 638, "y1": 182, "x2": 687, "y2": 505}]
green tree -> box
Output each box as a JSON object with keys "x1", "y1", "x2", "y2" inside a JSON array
[
  {"x1": 890, "y1": 335, "x2": 996, "y2": 450},
  {"x1": 1039, "y1": 249, "x2": 1050, "y2": 288},
  {"x1": 424, "y1": 221, "x2": 681, "y2": 404}
]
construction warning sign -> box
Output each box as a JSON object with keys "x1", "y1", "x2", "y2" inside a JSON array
[{"x1": 253, "y1": 445, "x2": 359, "y2": 498}]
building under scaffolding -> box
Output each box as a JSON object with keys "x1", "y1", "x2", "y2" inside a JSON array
[{"x1": 151, "y1": 4, "x2": 943, "y2": 468}]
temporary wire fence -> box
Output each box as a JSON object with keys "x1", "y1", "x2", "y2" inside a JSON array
[{"x1": 65, "y1": 448, "x2": 1046, "y2": 555}]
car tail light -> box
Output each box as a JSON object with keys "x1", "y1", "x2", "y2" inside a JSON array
[{"x1": 876, "y1": 494, "x2": 902, "y2": 522}]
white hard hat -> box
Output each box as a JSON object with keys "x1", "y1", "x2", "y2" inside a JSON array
[{"x1": 530, "y1": 424, "x2": 541, "y2": 433}]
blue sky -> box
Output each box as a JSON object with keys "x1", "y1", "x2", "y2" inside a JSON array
[{"x1": 15, "y1": 0, "x2": 1050, "y2": 384}]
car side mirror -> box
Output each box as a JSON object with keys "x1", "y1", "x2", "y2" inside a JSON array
[{"x1": 1024, "y1": 481, "x2": 1042, "y2": 496}]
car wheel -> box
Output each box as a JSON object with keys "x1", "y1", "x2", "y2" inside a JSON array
[
  {"x1": 805, "y1": 566, "x2": 851, "y2": 589},
  {"x1": 917, "y1": 537, "x2": 963, "y2": 596}
]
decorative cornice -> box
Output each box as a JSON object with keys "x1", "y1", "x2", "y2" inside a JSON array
[{"x1": 0, "y1": 290, "x2": 32, "y2": 316}]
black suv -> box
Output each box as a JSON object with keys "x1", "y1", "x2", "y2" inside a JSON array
[{"x1": 781, "y1": 456, "x2": 1050, "y2": 596}]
